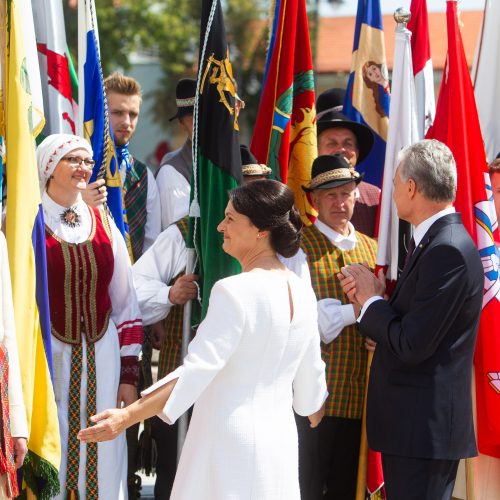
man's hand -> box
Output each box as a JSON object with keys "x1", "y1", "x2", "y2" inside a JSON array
[
  {"x1": 364, "y1": 336, "x2": 377, "y2": 352},
  {"x1": 337, "y1": 270, "x2": 358, "y2": 305},
  {"x1": 151, "y1": 321, "x2": 167, "y2": 350},
  {"x1": 338, "y1": 264, "x2": 385, "y2": 306},
  {"x1": 13, "y1": 437, "x2": 27, "y2": 468},
  {"x1": 117, "y1": 383, "x2": 138, "y2": 408},
  {"x1": 168, "y1": 274, "x2": 199, "y2": 305},
  {"x1": 82, "y1": 179, "x2": 108, "y2": 208}
]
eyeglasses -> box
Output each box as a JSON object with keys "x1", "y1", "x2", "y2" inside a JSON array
[{"x1": 61, "y1": 156, "x2": 96, "y2": 169}]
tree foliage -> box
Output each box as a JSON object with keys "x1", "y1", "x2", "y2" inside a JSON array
[{"x1": 64, "y1": 0, "x2": 343, "y2": 137}]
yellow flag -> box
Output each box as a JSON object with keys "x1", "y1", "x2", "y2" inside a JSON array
[{"x1": 4, "y1": 0, "x2": 60, "y2": 496}]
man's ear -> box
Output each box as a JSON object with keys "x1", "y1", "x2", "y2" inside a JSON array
[
  {"x1": 407, "y1": 178, "x2": 417, "y2": 199},
  {"x1": 310, "y1": 190, "x2": 320, "y2": 209}
]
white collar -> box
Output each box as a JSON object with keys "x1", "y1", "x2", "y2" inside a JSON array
[
  {"x1": 314, "y1": 218, "x2": 357, "y2": 251},
  {"x1": 413, "y1": 207, "x2": 456, "y2": 247},
  {"x1": 42, "y1": 191, "x2": 86, "y2": 218}
]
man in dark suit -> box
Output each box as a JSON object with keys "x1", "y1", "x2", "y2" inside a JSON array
[{"x1": 339, "y1": 139, "x2": 483, "y2": 499}]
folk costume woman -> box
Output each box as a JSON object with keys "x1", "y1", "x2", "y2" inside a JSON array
[
  {"x1": 0, "y1": 232, "x2": 28, "y2": 499},
  {"x1": 36, "y1": 134, "x2": 143, "y2": 500}
]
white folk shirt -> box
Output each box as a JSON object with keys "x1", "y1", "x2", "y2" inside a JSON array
[
  {"x1": 282, "y1": 219, "x2": 359, "y2": 344},
  {"x1": 155, "y1": 165, "x2": 190, "y2": 231}
]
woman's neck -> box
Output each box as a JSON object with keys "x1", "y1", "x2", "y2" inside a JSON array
[
  {"x1": 240, "y1": 249, "x2": 285, "y2": 273},
  {"x1": 46, "y1": 185, "x2": 80, "y2": 208}
]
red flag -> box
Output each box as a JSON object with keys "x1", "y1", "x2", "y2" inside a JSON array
[
  {"x1": 426, "y1": 0, "x2": 500, "y2": 458},
  {"x1": 250, "y1": 0, "x2": 316, "y2": 224},
  {"x1": 408, "y1": 0, "x2": 435, "y2": 137}
]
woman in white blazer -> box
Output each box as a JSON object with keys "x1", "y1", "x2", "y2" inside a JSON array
[{"x1": 79, "y1": 180, "x2": 328, "y2": 500}]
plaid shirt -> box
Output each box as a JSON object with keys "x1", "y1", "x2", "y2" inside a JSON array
[{"x1": 301, "y1": 224, "x2": 377, "y2": 419}]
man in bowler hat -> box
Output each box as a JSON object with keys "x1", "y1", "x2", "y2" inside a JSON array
[{"x1": 284, "y1": 154, "x2": 377, "y2": 499}]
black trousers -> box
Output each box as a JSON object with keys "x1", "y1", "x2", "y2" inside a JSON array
[
  {"x1": 381, "y1": 453, "x2": 459, "y2": 500},
  {"x1": 296, "y1": 414, "x2": 362, "y2": 500},
  {"x1": 151, "y1": 416, "x2": 178, "y2": 500}
]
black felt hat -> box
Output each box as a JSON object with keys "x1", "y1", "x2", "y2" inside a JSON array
[
  {"x1": 303, "y1": 154, "x2": 363, "y2": 192},
  {"x1": 169, "y1": 79, "x2": 197, "y2": 121},
  {"x1": 316, "y1": 88, "x2": 346, "y2": 117},
  {"x1": 316, "y1": 110, "x2": 375, "y2": 163},
  {"x1": 240, "y1": 145, "x2": 271, "y2": 177}
]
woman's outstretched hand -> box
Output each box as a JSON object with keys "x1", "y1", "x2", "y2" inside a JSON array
[{"x1": 78, "y1": 408, "x2": 129, "y2": 443}]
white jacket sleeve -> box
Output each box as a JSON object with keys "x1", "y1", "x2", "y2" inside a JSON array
[
  {"x1": 0, "y1": 233, "x2": 28, "y2": 438},
  {"x1": 142, "y1": 280, "x2": 245, "y2": 424}
]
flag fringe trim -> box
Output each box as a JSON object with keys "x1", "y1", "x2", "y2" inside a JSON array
[{"x1": 19, "y1": 450, "x2": 60, "y2": 500}]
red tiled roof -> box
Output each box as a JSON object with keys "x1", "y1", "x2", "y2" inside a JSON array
[{"x1": 316, "y1": 10, "x2": 484, "y2": 73}]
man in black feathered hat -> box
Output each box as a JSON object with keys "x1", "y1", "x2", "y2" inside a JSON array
[
  {"x1": 288, "y1": 154, "x2": 378, "y2": 500},
  {"x1": 315, "y1": 87, "x2": 380, "y2": 238},
  {"x1": 156, "y1": 78, "x2": 196, "y2": 231}
]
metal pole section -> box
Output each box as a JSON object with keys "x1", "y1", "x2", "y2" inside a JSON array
[
  {"x1": 77, "y1": 0, "x2": 84, "y2": 137},
  {"x1": 176, "y1": 247, "x2": 197, "y2": 462}
]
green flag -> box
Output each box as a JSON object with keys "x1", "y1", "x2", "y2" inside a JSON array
[{"x1": 189, "y1": 0, "x2": 242, "y2": 319}]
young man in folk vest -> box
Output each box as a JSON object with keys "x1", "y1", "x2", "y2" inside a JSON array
[
  {"x1": 285, "y1": 154, "x2": 377, "y2": 500},
  {"x1": 83, "y1": 72, "x2": 161, "y2": 261},
  {"x1": 83, "y1": 72, "x2": 161, "y2": 499}
]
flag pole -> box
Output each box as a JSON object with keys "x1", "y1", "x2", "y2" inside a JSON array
[
  {"x1": 465, "y1": 457, "x2": 476, "y2": 500},
  {"x1": 177, "y1": 247, "x2": 196, "y2": 461},
  {"x1": 77, "y1": 0, "x2": 84, "y2": 137},
  {"x1": 355, "y1": 351, "x2": 373, "y2": 500}
]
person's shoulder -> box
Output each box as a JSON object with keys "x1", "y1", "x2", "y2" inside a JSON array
[{"x1": 355, "y1": 230, "x2": 377, "y2": 248}]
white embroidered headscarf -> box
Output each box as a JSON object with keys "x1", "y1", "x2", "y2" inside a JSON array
[{"x1": 36, "y1": 134, "x2": 93, "y2": 193}]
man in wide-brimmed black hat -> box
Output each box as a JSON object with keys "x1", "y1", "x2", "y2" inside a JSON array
[
  {"x1": 156, "y1": 78, "x2": 196, "y2": 230},
  {"x1": 288, "y1": 154, "x2": 378, "y2": 500},
  {"x1": 315, "y1": 87, "x2": 380, "y2": 237}
]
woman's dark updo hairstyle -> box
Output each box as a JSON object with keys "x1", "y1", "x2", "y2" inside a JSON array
[{"x1": 229, "y1": 179, "x2": 302, "y2": 258}]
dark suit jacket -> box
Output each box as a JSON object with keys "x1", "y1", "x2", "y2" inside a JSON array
[{"x1": 360, "y1": 212, "x2": 483, "y2": 460}]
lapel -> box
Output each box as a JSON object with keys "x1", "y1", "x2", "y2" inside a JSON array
[{"x1": 390, "y1": 213, "x2": 461, "y2": 302}]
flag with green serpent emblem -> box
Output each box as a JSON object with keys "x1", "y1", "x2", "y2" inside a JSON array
[{"x1": 250, "y1": 0, "x2": 317, "y2": 225}]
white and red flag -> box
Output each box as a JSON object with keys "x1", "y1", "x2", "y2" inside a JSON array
[
  {"x1": 32, "y1": 0, "x2": 77, "y2": 136},
  {"x1": 376, "y1": 15, "x2": 420, "y2": 287},
  {"x1": 407, "y1": 0, "x2": 435, "y2": 138},
  {"x1": 426, "y1": 0, "x2": 500, "y2": 460},
  {"x1": 472, "y1": 0, "x2": 500, "y2": 162}
]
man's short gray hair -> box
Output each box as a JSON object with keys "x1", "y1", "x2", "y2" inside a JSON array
[{"x1": 397, "y1": 139, "x2": 457, "y2": 203}]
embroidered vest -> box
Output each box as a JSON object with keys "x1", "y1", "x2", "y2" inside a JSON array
[
  {"x1": 45, "y1": 207, "x2": 114, "y2": 345},
  {"x1": 158, "y1": 217, "x2": 189, "y2": 379},
  {"x1": 124, "y1": 157, "x2": 148, "y2": 261},
  {"x1": 301, "y1": 224, "x2": 377, "y2": 419}
]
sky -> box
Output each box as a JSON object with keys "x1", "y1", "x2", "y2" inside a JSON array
[{"x1": 320, "y1": 0, "x2": 484, "y2": 17}]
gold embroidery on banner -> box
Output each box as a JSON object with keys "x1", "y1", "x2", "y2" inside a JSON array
[{"x1": 200, "y1": 49, "x2": 239, "y2": 130}]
